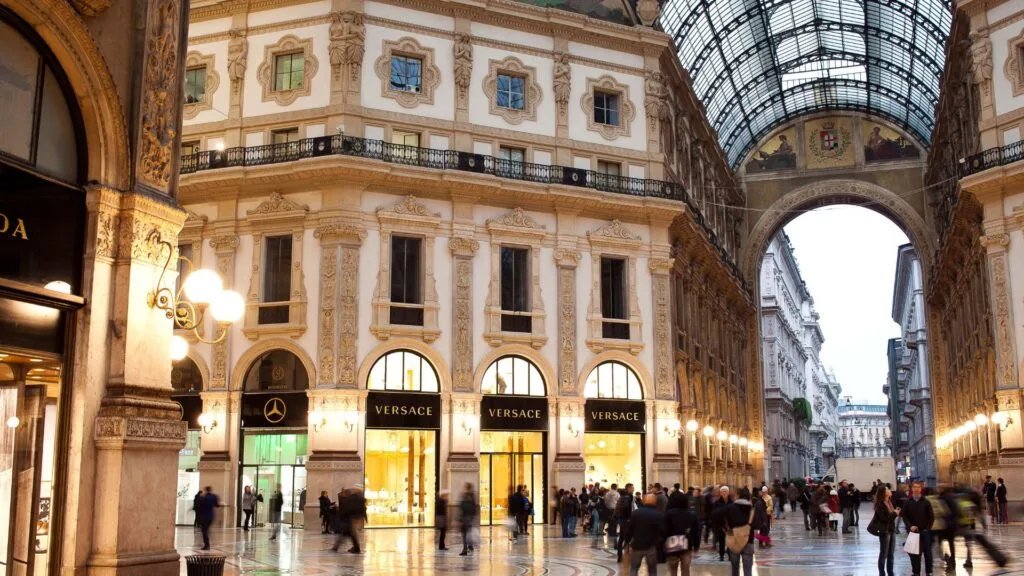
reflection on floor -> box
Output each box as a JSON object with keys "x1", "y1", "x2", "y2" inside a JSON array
[{"x1": 176, "y1": 503, "x2": 1023, "y2": 575}]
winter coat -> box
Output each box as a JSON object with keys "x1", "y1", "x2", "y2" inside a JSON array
[
  {"x1": 624, "y1": 505, "x2": 664, "y2": 550},
  {"x1": 711, "y1": 499, "x2": 761, "y2": 544},
  {"x1": 615, "y1": 492, "x2": 634, "y2": 520},
  {"x1": 996, "y1": 484, "x2": 1008, "y2": 503},
  {"x1": 561, "y1": 494, "x2": 581, "y2": 516},
  {"x1": 268, "y1": 491, "x2": 284, "y2": 522},
  {"x1": 664, "y1": 505, "x2": 701, "y2": 554},
  {"x1": 901, "y1": 496, "x2": 935, "y2": 532},
  {"x1": 242, "y1": 492, "x2": 255, "y2": 511},
  {"x1": 872, "y1": 500, "x2": 897, "y2": 534}
]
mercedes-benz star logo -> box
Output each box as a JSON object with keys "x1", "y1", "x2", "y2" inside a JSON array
[{"x1": 264, "y1": 397, "x2": 287, "y2": 424}]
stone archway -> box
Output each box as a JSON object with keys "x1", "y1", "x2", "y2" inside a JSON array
[
  {"x1": 229, "y1": 338, "x2": 317, "y2": 391},
  {"x1": 741, "y1": 179, "x2": 937, "y2": 285},
  {"x1": 2, "y1": 0, "x2": 131, "y2": 189}
]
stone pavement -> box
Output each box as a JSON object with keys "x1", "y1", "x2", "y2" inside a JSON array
[{"x1": 177, "y1": 504, "x2": 1023, "y2": 575}]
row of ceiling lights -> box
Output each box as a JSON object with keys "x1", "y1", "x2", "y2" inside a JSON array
[
  {"x1": 672, "y1": 419, "x2": 764, "y2": 452},
  {"x1": 936, "y1": 412, "x2": 1012, "y2": 450}
]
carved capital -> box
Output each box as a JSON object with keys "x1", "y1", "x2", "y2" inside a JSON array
[
  {"x1": 554, "y1": 248, "x2": 582, "y2": 268},
  {"x1": 648, "y1": 257, "x2": 674, "y2": 274},
  {"x1": 979, "y1": 233, "x2": 1010, "y2": 250},
  {"x1": 314, "y1": 221, "x2": 367, "y2": 245},
  {"x1": 209, "y1": 234, "x2": 239, "y2": 252},
  {"x1": 448, "y1": 236, "x2": 480, "y2": 257}
]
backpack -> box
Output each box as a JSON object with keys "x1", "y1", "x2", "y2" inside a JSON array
[
  {"x1": 725, "y1": 508, "x2": 755, "y2": 554},
  {"x1": 957, "y1": 498, "x2": 977, "y2": 527}
]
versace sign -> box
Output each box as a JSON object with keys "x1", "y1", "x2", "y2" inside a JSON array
[
  {"x1": 365, "y1": 392, "x2": 441, "y2": 430},
  {"x1": 584, "y1": 399, "x2": 646, "y2": 433},
  {"x1": 480, "y1": 396, "x2": 548, "y2": 431}
]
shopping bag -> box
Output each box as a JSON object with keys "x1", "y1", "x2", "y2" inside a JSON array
[
  {"x1": 903, "y1": 531, "x2": 920, "y2": 555},
  {"x1": 506, "y1": 516, "x2": 518, "y2": 534},
  {"x1": 469, "y1": 525, "x2": 481, "y2": 547}
]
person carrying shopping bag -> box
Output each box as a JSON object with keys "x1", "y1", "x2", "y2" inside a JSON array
[
  {"x1": 867, "y1": 485, "x2": 900, "y2": 576},
  {"x1": 900, "y1": 481, "x2": 934, "y2": 576}
]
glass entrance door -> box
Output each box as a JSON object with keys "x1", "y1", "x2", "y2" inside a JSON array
[
  {"x1": 479, "y1": 431, "x2": 545, "y2": 526},
  {"x1": 239, "y1": 432, "x2": 308, "y2": 527}
]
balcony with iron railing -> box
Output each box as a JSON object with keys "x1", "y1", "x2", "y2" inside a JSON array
[
  {"x1": 179, "y1": 133, "x2": 745, "y2": 284},
  {"x1": 961, "y1": 140, "x2": 1024, "y2": 177}
]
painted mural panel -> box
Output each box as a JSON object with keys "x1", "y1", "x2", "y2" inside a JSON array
[
  {"x1": 511, "y1": 0, "x2": 633, "y2": 25},
  {"x1": 864, "y1": 121, "x2": 920, "y2": 162},
  {"x1": 745, "y1": 128, "x2": 797, "y2": 173},
  {"x1": 804, "y1": 117, "x2": 855, "y2": 170}
]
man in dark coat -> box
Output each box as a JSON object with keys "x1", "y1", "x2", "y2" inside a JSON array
[
  {"x1": 668, "y1": 483, "x2": 687, "y2": 510},
  {"x1": 195, "y1": 486, "x2": 219, "y2": 551},
  {"x1": 838, "y1": 481, "x2": 853, "y2": 534},
  {"x1": 901, "y1": 481, "x2": 935, "y2": 576},
  {"x1": 664, "y1": 493, "x2": 701, "y2": 575},
  {"x1": 614, "y1": 483, "x2": 635, "y2": 562},
  {"x1": 624, "y1": 494, "x2": 664, "y2": 575},
  {"x1": 508, "y1": 485, "x2": 524, "y2": 539},
  {"x1": 711, "y1": 487, "x2": 764, "y2": 575},
  {"x1": 711, "y1": 486, "x2": 732, "y2": 561}
]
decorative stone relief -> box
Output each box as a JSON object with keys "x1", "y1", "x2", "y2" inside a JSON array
[
  {"x1": 137, "y1": 0, "x2": 182, "y2": 192},
  {"x1": 555, "y1": 248, "x2": 581, "y2": 395},
  {"x1": 553, "y1": 51, "x2": 571, "y2": 124},
  {"x1": 449, "y1": 237, "x2": 479, "y2": 392},
  {"x1": 329, "y1": 11, "x2": 365, "y2": 83},
  {"x1": 1007, "y1": 29, "x2": 1024, "y2": 97},
  {"x1": 453, "y1": 33, "x2": 473, "y2": 105},
  {"x1": 374, "y1": 37, "x2": 441, "y2": 108},
  {"x1": 208, "y1": 234, "x2": 238, "y2": 389},
  {"x1": 257, "y1": 35, "x2": 319, "y2": 106},
  {"x1": 371, "y1": 196, "x2": 441, "y2": 342},
  {"x1": 968, "y1": 30, "x2": 993, "y2": 91},
  {"x1": 182, "y1": 52, "x2": 220, "y2": 120},
  {"x1": 650, "y1": 257, "x2": 675, "y2": 399},
  {"x1": 644, "y1": 71, "x2": 669, "y2": 132},
  {"x1": 483, "y1": 209, "x2": 548, "y2": 349},
  {"x1": 580, "y1": 75, "x2": 636, "y2": 141},
  {"x1": 314, "y1": 222, "x2": 366, "y2": 388},
  {"x1": 586, "y1": 220, "x2": 643, "y2": 354},
  {"x1": 635, "y1": 0, "x2": 660, "y2": 25},
  {"x1": 986, "y1": 250, "x2": 1018, "y2": 388},
  {"x1": 483, "y1": 56, "x2": 542, "y2": 125},
  {"x1": 69, "y1": 0, "x2": 111, "y2": 16},
  {"x1": 227, "y1": 29, "x2": 248, "y2": 92}
]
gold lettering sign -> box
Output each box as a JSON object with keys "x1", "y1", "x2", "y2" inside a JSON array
[
  {"x1": 589, "y1": 410, "x2": 640, "y2": 421},
  {"x1": 0, "y1": 213, "x2": 29, "y2": 240},
  {"x1": 487, "y1": 408, "x2": 542, "y2": 419},
  {"x1": 374, "y1": 405, "x2": 434, "y2": 416}
]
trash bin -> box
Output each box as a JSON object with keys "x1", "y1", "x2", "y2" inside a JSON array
[{"x1": 185, "y1": 554, "x2": 225, "y2": 576}]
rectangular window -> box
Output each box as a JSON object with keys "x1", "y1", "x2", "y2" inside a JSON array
[
  {"x1": 498, "y1": 146, "x2": 525, "y2": 178},
  {"x1": 260, "y1": 235, "x2": 293, "y2": 325},
  {"x1": 593, "y1": 91, "x2": 619, "y2": 126},
  {"x1": 271, "y1": 128, "x2": 300, "y2": 160},
  {"x1": 184, "y1": 67, "x2": 206, "y2": 104},
  {"x1": 500, "y1": 246, "x2": 530, "y2": 333},
  {"x1": 496, "y1": 73, "x2": 525, "y2": 110},
  {"x1": 596, "y1": 160, "x2": 622, "y2": 191},
  {"x1": 601, "y1": 256, "x2": 629, "y2": 339},
  {"x1": 390, "y1": 236, "x2": 423, "y2": 326},
  {"x1": 392, "y1": 130, "x2": 421, "y2": 163},
  {"x1": 389, "y1": 55, "x2": 422, "y2": 92},
  {"x1": 274, "y1": 52, "x2": 305, "y2": 91},
  {"x1": 597, "y1": 160, "x2": 621, "y2": 176},
  {"x1": 181, "y1": 140, "x2": 200, "y2": 157}
]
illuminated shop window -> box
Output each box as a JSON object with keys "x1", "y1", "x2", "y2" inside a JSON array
[
  {"x1": 480, "y1": 355, "x2": 544, "y2": 396},
  {"x1": 367, "y1": 350, "x2": 439, "y2": 392},
  {"x1": 582, "y1": 361, "x2": 643, "y2": 400}
]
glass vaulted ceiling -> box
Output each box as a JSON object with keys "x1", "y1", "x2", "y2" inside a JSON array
[{"x1": 658, "y1": 0, "x2": 953, "y2": 167}]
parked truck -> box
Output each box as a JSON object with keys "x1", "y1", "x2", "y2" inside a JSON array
[{"x1": 832, "y1": 457, "x2": 897, "y2": 500}]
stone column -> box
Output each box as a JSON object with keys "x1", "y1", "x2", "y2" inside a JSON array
[
  {"x1": 649, "y1": 257, "x2": 675, "y2": 400},
  {"x1": 305, "y1": 389, "x2": 363, "y2": 529},
  {"x1": 449, "y1": 234, "x2": 479, "y2": 393},
  {"x1": 651, "y1": 400, "x2": 682, "y2": 486},
  {"x1": 313, "y1": 221, "x2": 366, "y2": 387},
  {"x1": 208, "y1": 233, "x2": 239, "y2": 389},
  {"x1": 198, "y1": 390, "x2": 240, "y2": 528},
  {"x1": 447, "y1": 394, "x2": 481, "y2": 494},
  {"x1": 554, "y1": 247, "x2": 581, "y2": 395},
  {"x1": 87, "y1": 193, "x2": 188, "y2": 575},
  {"x1": 553, "y1": 399, "x2": 585, "y2": 493}
]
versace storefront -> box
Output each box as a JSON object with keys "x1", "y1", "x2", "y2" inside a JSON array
[
  {"x1": 0, "y1": 8, "x2": 87, "y2": 575},
  {"x1": 364, "y1": 350, "x2": 440, "y2": 527},
  {"x1": 478, "y1": 355, "x2": 548, "y2": 526},
  {"x1": 581, "y1": 362, "x2": 647, "y2": 490}
]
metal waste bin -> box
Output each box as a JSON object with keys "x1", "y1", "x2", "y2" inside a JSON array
[{"x1": 185, "y1": 554, "x2": 225, "y2": 576}]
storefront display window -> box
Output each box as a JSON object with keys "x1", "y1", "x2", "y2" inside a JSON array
[
  {"x1": 364, "y1": 430, "x2": 435, "y2": 527},
  {"x1": 240, "y1": 433, "x2": 308, "y2": 527},
  {"x1": 582, "y1": 360, "x2": 645, "y2": 490},
  {"x1": 480, "y1": 356, "x2": 544, "y2": 396},
  {"x1": 367, "y1": 350, "x2": 439, "y2": 392},
  {"x1": 479, "y1": 431, "x2": 544, "y2": 526},
  {"x1": 582, "y1": 361, "x2": 643, "y2": 400},
  {"x1": 175, "y1": 431, "x2": 201, "y2": 525},
  {"x1": 584, "y1": 432, "x2": 642, "y2": 487}
]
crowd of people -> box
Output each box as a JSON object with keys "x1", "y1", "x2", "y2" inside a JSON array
[{"x1": 188, "y1": 475, "x2": 1012, "y2": 576}]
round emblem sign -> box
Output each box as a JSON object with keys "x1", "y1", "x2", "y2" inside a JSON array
[{"x1": 263, "y1": 397, "x2": 287, "y2": 424}]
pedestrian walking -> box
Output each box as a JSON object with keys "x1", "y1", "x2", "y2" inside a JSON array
[
  {"x1": 850, "y1": 483, "x2": 861, "y2": 526},
  {"x1": 331, "y1": 486, "x2": 366, "y2": 553},
  {"x1": 787, "y1": 482, "x2": 800, "y2": 514},
  {"x1": 605, "y1": 484, "x2": 621, "y2": 537},
  {"x1": 318, "y1": 490, "x2": 333, "y2": 534},
  {"x1": 798, "y1": 485, "x2": 812, "y2": 531},
  {"x1": 664, "y1": 492, "x2": 701, "y2": 576},
  {"x1": 838, "y1": 481, "x2": 853, "y2": 534},
  {"x1": 754, "y1": 487, "x2": 772, "y2": 547},
  {"x1": 711, "y1": 486, "x2": 731, "y2": 561},
  {"x1": 551, "y1": 487, "x2": 561, "y2": 526},
  {"x1": 521, "y1": 487, "x2": 533, "y2": 535},
  {"x1": 699, "y1": 486, "x2": 714, "y2": 543},
  {"x1": 900, "y1": 481, "x2": 934, "y2": 576},
  {"x1": 561, "y1": 488, "x2": 580, "y2": 537},
  {"x1": 508, "y1": 485, "x2": 524, "y2": 540},
  {"x1": 196, "y1": 486, "x2": 219, "y2": 551},
  {"x1": 869, "y1": 484, "x2": 899, "y2": 576},
  {"x1": 240, "y1": 486, "x2": 255, "y2": 531},
  {"x1": 458, "y1": 483, "x2": 478, "y2": 556},
  {"x1": 812, "y1": 485, "x2": 829, "y2": 536},
  {"x1": 615, "y1": 483, "x2": 636, "y2": 562},
  {"x1": 996, "y1": 478, "x2": 1008, "y2": 524},
  {"x1": 983, "y1": 475, "x2": 997, "y2": 525},
  {"x1": 711, "y1": 487, "x2": 762, "y2": 576},
  {"x1": 436, "y1": 489, "x2": 450, "y2": 551},
  {"x1": 268, "y1": 488, "x2": 284, "y2": 540},
  {"x1": 623, "y1": 494, "x2": 664, "y2": 576},
  {"x1": 654, "y1": 483, "x2": 669, "y2": 514},
  {"x1": 192, "y1": 490, "x2": 203, "y2": 529}
]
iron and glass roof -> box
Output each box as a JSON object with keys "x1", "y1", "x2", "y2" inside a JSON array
[{"x1": 658, "y1": 0, "x2": 953, "y2": 167}]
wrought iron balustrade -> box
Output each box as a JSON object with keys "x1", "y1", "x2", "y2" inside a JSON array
[
  {"x1": 961, "y1": 140, "x2": 1024, "y2": 176},
  {"x1": 179, "y1": 133, "x2": 745, "y2": 286}
]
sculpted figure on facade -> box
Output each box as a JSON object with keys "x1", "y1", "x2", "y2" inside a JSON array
[
  {"x1": 227, "y1": 29, "x2": 248, "y2": 90},
  {"x1": 553, "y1": 51, "x2": 572, "y2": 118},
  {"x1": 329, "y1": 11, "x2": 365, "y2": 82},
  {"x1": 453, "y1": 33, "x2": 473, "y2": 102},
  {"x1": 644, "y1": 71, "x2": 669, "y2": 130},
  {"x1": 968, "y1": 30, "x2": 992, "y2": 87},
  {"x1": 138, "y1": 0, "x2": 181, "y2": 191}
]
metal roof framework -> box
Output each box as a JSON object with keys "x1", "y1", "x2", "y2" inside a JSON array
[{"x1": 658, "y1": 0, "x2": 953, "y2": 167}]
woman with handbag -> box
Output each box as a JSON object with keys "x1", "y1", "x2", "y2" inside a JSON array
[
  {"x1": 664, "y1": 493, "x2": 701, "y2": 575},
  {"x1": 711, "y1": 487, "x2": 762, "y2": 576},
  {"x1": 869, "y1": 485, "x2": 900, "y2": 576}
]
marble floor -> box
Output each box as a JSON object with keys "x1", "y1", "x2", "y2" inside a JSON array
[{"x1": 176, "y1": 504, "x2": 1022, "y2": 575}]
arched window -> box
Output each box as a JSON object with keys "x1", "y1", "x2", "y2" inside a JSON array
[
  {"x1": 171, "y1": 357, "x2": 203, "y2": 393},
  {"x1": 242, "y1": 349, "x2": 309, "y2": 391},
  {"x1": 480, "y1": 355, "x2": 545, "y2": 396},
  {"x1": 367, "y1": 350, "x2": 439, "y2": 392},
  {"x1": 582, "y1": 361, "x2": 642, "y2": 400}
]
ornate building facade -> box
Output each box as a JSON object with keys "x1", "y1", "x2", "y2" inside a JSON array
[
  {"x1": 759, "y1": 231, "x2": 829, "y2": 480},
  {"x1": 889, "y1": 245, "x2": 937, "y2": 485},
  {"x1": 928, "y1": 0, "x2": 1024, "y2": 517},
  {"x1": 838, "y1": 401, "x2": 892, "y2": 459},
  {"x1": 174, "y1": 0, "x2": 760, "y2": 529}
]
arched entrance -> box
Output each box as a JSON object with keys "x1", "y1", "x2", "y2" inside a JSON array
[
  {"x1": 237, "y1": 349, "x2": 311, "y2": 529},
  {"x1": 477, "y1": 354, "x2": 549, "y2": 527},
  {"x1": 581, "y1": 360, "x2": 646, "y2": 490}
]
